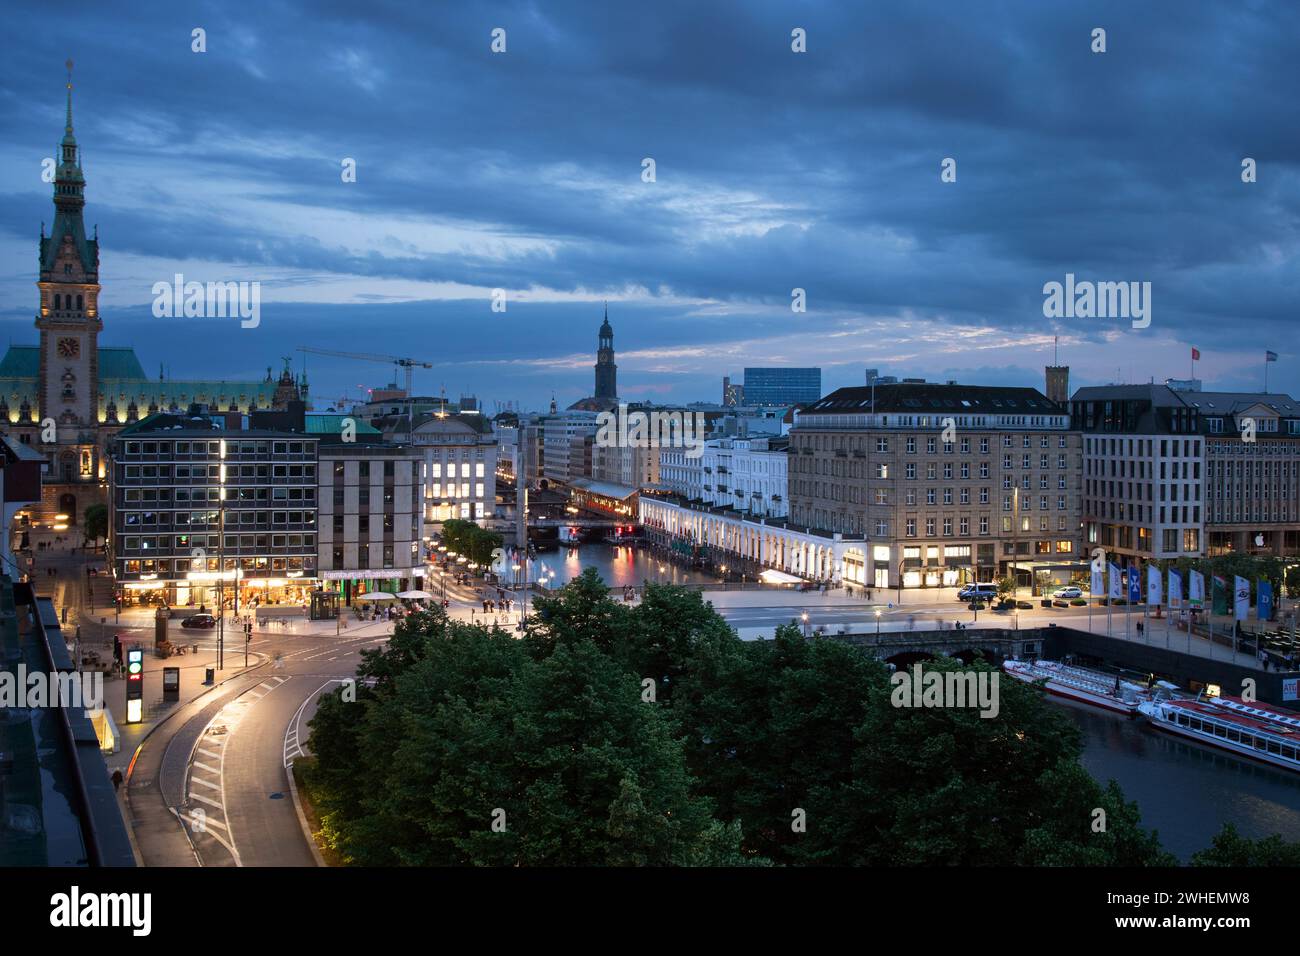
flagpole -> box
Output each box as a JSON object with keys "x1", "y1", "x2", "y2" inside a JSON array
[
  {"x1": 1124, "y1": 564, "x2": 1131, "y2": 642},
  {"x1": 1107, "y1": 568, "x2": 1113, "y2": 637},
  {"x1": 1206, "y1": 559, "x2": 1212, "y2": 661},
  {"x1": 1165, "y1": 577, "x2": 1171, "y2": 650},
  {"x1": 1143, "y1": 562, "x2": 1150, "y2": 645}
]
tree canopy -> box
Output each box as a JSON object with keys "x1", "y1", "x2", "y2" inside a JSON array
[{"x1": 305, "y1": 567, "x2": 1285, "y2": 866}]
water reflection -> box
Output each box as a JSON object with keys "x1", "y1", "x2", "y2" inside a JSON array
[
  {"x1": 531, "y1": 543, "x2": 715, "y2": 590},
  {"x1": 1062, "y1": 699, "x2": 1300, "y2": 861}
]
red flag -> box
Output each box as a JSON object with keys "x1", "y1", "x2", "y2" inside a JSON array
[{"x1": 1191, "y1": 347, "x2": 1201, "y2": 361}]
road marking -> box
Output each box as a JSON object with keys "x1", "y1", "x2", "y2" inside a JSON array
[
  {"x1": 181, "y1": 675, "x2": 294, "y2": 867},
  {"x1": 188, "y1": 791, "x2": 224, "y2": 810},
  {"x1": 284, "y1": 678, "x2": 350, "y2": 767}
]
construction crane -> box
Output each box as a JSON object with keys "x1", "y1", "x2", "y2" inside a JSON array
[{"x1": 297, "y1": 347, "x2": 433, "y2": 396}]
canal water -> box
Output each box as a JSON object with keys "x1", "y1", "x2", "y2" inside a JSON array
[
  {"x1": 530, "y1": 541, "x2": 715, "y2": 589},
  {"x1": 1063, "y1": 700, "x2": 1300, "y2": 861}
]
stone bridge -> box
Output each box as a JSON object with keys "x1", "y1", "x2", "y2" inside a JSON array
[{"x1": 829, "y1": 628, "x2": 1044, "y2": 666}]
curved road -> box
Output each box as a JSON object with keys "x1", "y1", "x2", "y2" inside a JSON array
[{"x1": 132, "y1": 621, "x2": 394, "y2": 867}]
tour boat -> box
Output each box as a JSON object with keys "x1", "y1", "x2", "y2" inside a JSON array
[
  {"x1": 1001, "y1": 659, "x2": 1150, "y2": 717},
  {"x1": 1137, "y1": 695, "x2": 1300, "y2": 775}
]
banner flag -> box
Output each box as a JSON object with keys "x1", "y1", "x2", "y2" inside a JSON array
[
  {"x1": 1212, "y1": 574, "x2": 1229, "y2": 615},
  {"x1": 1147, "y1": 564, "x2": 1162, "y2": 606},
  {"x1": 1168, "y1": 568, "x2": 1183, "y2": 609},
  {"x1": 1234, "y1": 576, "x2": 1250, "y2": 621},
  {"x1": 1189, "y1": 569, "x2": 1205, "y2": 609},
  {"x1": 1258, "y1": 579, "x2": 1274, "y2": 622}
]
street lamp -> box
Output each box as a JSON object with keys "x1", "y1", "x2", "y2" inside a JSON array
[
  {"x1": 875, "y1": 606, "x2": 882, "y2": 637},
  {"x1": 217, "y1": 438, "x2": 226, "y2": 671},
  {"x1": 801, "y1": 610, "x2": 810, "y2": 637}
]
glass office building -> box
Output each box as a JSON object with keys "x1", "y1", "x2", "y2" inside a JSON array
[{"x1": 742, "y1": 367, "x2": 822, "y2": 406}]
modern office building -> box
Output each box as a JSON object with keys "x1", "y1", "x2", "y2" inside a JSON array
[
  {"x1": 108, "y1": 408, "x2": 320, "y2": 609},
  {"x1": 1071, "y1": 383, "x2": 1300, "y2": 561},
  {"x1": 743, "y1": 367, "x2": 821, "y2": 407},
  {"x1": 316, "y1": 427, "x2": 425, "y2": 599},
  {"x1": 788, "y1": 381, "x2": 1083, "y2": 589},
  {"x1": 541, "y1": 411, "x2": 599, "y2": 486}
]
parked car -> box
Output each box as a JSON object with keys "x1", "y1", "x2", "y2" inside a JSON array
[
  {"x1": 181, "y1": 613, "x2": 217, "y2": 629},
  {"x1": 1052, "y1": 586, "x2": 1084, "y2": 600},
  {"x1": 958, "y1": 583, "x2": 998, "y2": 602}
]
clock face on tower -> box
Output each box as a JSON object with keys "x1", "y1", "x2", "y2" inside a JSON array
[{"x1": 57, "y1": 337, "x2": 80, "y2": 359}]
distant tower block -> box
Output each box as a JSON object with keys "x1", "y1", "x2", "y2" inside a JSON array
[{"x1": 1046, "y1": 366, "x2": 1070, "y2": 405}]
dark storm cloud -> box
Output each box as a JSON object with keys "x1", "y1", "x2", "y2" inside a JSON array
[{"x1": 1, "y1": 0, "x2": 1298, "y2": 406}]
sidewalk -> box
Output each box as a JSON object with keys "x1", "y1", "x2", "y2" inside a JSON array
[{"x1": 701, "y1": 585, "x2": 962, "y2": 609}]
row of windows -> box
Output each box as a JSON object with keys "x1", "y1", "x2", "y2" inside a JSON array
[
  {"x1": 427, "y1": 462, "x2": 486, "y2": 479},
  {"x1": 326, "y1": 513, "x2": 410, "y2": 535},
  {"x1": 1209, "y1": 460, "x2": 1297, "y2": 477},
  {"x1": 901, "y1": 515, "x2": 1074, "y2": 538},
  {"x1": 118, "y1": 533, "x2": 316, "y2": 551},
  {"x1": 793, "y1": 508, "x2": 1076, "y2": 537},
  {"x1": 1086, "y1": 501, "x2": 1203, "y2": 527},
  {"x1": 119, "y1": 557, "x2": 317, "y2": 575},
  {"x1": 328, "y1": 460, "x2": 408, "y2": 479},
  {"x1": 122, "y1": 464, "x2": 317, "y2": 480},
  {"x1": 1209, "y1": 440, "x2": 1299, "y2": 455},
  {"x1": 122, "y1": 510, "x2": 315, "y2": 527},
  {"x1": 1172, "y1": 711, "x2": 1298, "y2": 760},
  {"x1": 121, "y1": 487, "x2": 314, "y2": 505},
  {"x1": 328, "y1": 543, "x2": 420, "y2": 571},
  {"x1": 122, "y1": 440, "x2": 316, "y2": 456},
  {"x1": 1085, "y1": 438, "x2": 1203, "y2": 457}
]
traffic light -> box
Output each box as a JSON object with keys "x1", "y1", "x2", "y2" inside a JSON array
[{"x1": 125, "y1": 648, "x2": 144, "y2": 723}]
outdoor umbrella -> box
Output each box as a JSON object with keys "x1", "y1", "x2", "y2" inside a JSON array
[{"x1": 397, "y1": 590, "x2": 433, "y2": 599}]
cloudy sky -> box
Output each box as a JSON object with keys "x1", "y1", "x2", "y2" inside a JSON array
[{"x1": 2, "y1": 0, "x2": 1298, "y2": 412}]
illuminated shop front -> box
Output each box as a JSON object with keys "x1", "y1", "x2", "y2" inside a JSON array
[{"x1": 117, "y1": 565, "x2": 319, "y2": 609}]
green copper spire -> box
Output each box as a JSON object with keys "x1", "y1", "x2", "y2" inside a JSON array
[
  {"x1": 41, "y1": 58, "x2": 96, "y2": 278},
  {"x1": 62, "y1": 59, "x2": 77, "y2": 148}
]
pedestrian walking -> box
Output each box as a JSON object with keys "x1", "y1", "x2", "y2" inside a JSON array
[{"x1": 111, "y1": 769, "x2": 123, "y2": 793}]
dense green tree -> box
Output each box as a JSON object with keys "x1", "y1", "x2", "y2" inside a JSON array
[
  {"x1": 307, "y1": 610, "x2": 742, "y2": 865},
  {"x1": 307, "y1": 569, "x2": 1264, "y2": 868},
  {"x1": 1191, "y1": 824, "x2": 1300, "y2": 866},
  {"x1": 82, "y1": 503, "x2": 108, "y2": 549},
  {"x1": 440, "y1": 518, "x2": 503, "y2": 567}
]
